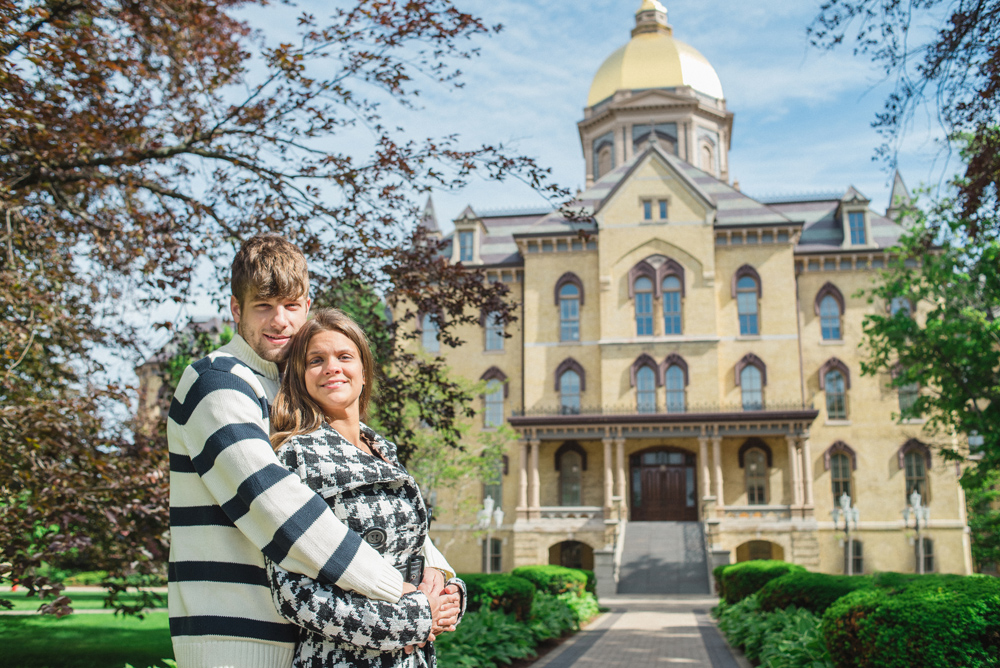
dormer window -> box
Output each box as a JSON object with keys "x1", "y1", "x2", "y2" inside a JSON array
[
  {"x1": 459, "y1": 230, "x2": 474, "y2": 262},
  {"x1": 848, "y1": 212, "x2": 867, "y2": 245}
]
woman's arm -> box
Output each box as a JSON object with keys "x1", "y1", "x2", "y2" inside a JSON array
[{"x1": 266, "y1": 556, "x2": 433, "y2": 651}]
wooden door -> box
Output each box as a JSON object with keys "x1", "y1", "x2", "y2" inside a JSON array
[{"x1": 631, "y1": 449, "x2": 697, "y2": 521}]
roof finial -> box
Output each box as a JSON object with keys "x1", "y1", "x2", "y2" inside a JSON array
[{"x1": 634, "y1": 0, "x2": 671, "y2": 37}]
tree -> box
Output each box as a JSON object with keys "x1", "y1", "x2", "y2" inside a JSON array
[
  {"x1": 810, "y1": 0, "x2": 1000, "y2": 234},
  {"x1": 858, "y1": 190, "x2": 1000, "y2": 568},
  {"x1": 1, "y1": 0, "x2": 566, "y2": 612}
]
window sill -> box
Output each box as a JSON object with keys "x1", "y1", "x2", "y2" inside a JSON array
[
  {"x1": 900, "y1": 418, "x2": 926, "y2": 425},
  {"x1": 819, "y1": 340, "x2": 845, "y2": 346},
  {"x1": 736, "y1": 335, "x2": 762, "y2": 341},
  {"x1": 825, "y1": 419, "x2": 851, "y2": 426},
  {"x1": 482, "y1": 349, "x2": 506, "y2": 355}
]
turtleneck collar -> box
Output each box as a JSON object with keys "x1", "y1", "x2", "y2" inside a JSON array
[{"x1": 225, "y1": 333, "x2": 281, "y2": 382}]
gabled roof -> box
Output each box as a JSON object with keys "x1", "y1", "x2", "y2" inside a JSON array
[
  {"x1": 575, "y1": 143, "x2": 793, "y2": 227},
  {"x1": 764, "y1": 188, "x2": 905, "y2": 252}
]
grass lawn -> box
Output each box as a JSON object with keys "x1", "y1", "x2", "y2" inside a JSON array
[
  {"x1": 0, "y1": 611, "x2": 173, "y2": 668},
  {"x1": 1, "y1": 590, "x2": 164, "y2": 612}
]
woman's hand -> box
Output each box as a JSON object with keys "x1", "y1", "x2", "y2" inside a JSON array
[{"x1": 419, "y1": 579, "x2": 460, "y2": 636}]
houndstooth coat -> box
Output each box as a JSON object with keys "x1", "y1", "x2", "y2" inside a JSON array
[{"x1": 266, "y1": 422, "x2": 461, "y2": 668}]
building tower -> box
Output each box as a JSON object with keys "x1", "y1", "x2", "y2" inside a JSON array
[{"x1": 578, "y1": 0, "x2": 733, "y2": 186}]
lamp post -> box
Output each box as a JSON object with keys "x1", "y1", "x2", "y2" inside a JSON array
[
  {"x1": 476, "y1": 496, "x2": 505, "y2": 574},
  {"x1": 903, "y1": 490, "x2": 930, "y2": 574},
  {"x1": 968, "y1": 431, "x2": 985, "y2": 458},
  {"x1": 831, "y1": 492, "x2": 859, "y2": 575}
]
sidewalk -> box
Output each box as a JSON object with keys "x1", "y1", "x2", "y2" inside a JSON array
[{"x1": 533, "y1": 595, "x2": 748, "y2": 668}]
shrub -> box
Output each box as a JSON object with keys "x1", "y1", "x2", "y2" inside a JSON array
[
  {"x1": 758, "y1": 571, "x2": 873, "y2": 615},
  {"x1": 526, "y1": 591, "x2": 577, "y2": 642},
  {"x1": 579, "y1": 569, "x2": 597, "y2": 595},
  {"x1": 822, "y1": 575, "x2": 1000, "y2": 668},
  {"x1": 459, "y1": 573, "x2": 535, "y2": 621},
  {"x1": 719, "y1": 560, "x2": 807, "y2": 604},
  {"x1": 715, "y1": 594, "x2": 833, "y2": 668},
  {"x1": 560, "y1": 591, "x2": 599, "y2": 625},
  {"x1": 64, "y1": 570, "x2": 109, "y2": 586},
  {"x1": 510, "y1": 565, "x2": 587, "y2": 597},
  {"x1": 713, "y1": 563, "x2": 730, "y2": 598},
  {"x1": 436, "y1": 607, "x2": 536, "y2": 668}
]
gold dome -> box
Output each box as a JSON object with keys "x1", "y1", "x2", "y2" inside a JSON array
[{"x1": 586, "y1": 5, "x2": 724, "y2": 107}]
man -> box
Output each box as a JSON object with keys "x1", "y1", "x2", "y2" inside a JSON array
[{"x1": 168, "y1": 235, "x2": 457, "y2": 667}]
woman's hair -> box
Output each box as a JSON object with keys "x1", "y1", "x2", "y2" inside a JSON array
[{"x1": 270, "y1": 308, "x2": 376, "y2": 450}]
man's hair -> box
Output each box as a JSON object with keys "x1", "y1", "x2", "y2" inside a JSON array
[
  {"x1": 270, "y1": 309, "x2": 377, "y2": 450},
  {"x1": 231, "y1": 234, "x2": 309, "y2": 307}
]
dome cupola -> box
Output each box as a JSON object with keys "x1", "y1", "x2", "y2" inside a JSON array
[{"x1": 587, "y1": 0, "x2": 724, "y2": 107}]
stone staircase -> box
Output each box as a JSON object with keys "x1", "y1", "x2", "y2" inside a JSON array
[
  {"x1": 790, "y1": 531, "x2": 821, "y2": 569},
  {"x1": 616, "y1": 522, "x2": 711, "y2": 595}
]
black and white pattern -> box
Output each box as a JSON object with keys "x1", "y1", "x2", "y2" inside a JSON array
[{"x1": 268, "y1": 423, "x2": 460, "y2": 668}]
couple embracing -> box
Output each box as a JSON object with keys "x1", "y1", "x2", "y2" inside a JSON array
[{"x1": 167, "y1": 234, "x2": 465, "y2": 668}]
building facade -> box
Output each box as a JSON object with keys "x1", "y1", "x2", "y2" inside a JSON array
[{"x1": 424, "y1": 1, "x2": 973, "y2": 583}]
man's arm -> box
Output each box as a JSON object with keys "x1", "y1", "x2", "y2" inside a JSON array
[{"x1": 168, "y1": 360, "x2": 403, "y2": 601}]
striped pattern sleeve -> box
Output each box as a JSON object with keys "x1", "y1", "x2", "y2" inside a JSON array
[{"x1": 168, "y1": 357, "x2": 404, "y2": 602}]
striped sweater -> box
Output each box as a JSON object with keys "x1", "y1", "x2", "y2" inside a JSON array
[{"x1": 167, "y1": 335, "x2": 407, "y2": 668}]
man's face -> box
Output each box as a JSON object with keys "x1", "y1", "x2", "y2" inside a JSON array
[{"x1": 230, "y1": 292, "x2": 311, "y2": 366}]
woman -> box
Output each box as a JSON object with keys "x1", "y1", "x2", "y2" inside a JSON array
[{"x1": 267, "y1": 308, "x2": 464, "y2": 668}]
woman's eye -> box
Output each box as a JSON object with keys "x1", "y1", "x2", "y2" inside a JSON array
[{"x1": 308, "y1": 357, "x2": 322, "y2": 365}]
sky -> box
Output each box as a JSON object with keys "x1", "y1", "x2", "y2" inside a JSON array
[{"x1": 126, "y1": 0, "x2": 956, "y2": 371}]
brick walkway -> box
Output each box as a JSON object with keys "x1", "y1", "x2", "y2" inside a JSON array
[{"x1": 533, "y1": 595, "x2": 746, "y2": 668}]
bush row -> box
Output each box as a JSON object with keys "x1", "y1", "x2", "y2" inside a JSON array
[
  {"x1": 712, "y1": 561, "x2": 1000, "y2": 668},
  {"x1": 437, "y1": 567, "x2": 600, "y2": 668}
]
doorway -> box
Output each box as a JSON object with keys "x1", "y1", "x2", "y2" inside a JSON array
[{"x1": 630, "y1": 448, "x2": 698, "y2": 521}]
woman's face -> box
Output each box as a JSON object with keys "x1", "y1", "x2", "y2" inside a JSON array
[{"x1": 304, "y1": 330, "x2": 366, "y2": 420}]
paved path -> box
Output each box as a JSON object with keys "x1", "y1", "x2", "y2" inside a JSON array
[{"x1": 533, "y1": 595, "x2": 748, "y2": 668}]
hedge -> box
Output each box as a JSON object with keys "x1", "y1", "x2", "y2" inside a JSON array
[
  {"x1": 459, "y1": 573, "x2": 535, "y2": 621},
  {"x1": 758, "y1": 571, "x2": 874, "y2": 615},
  {"x1": 822, "y1": 574, "x2": 1000, "y2": 668},
  {"x1": 511, "y1": 565, "x2": 587, "y2": 597},
  {"x1": 717, "y1": 560, "x2": 807, "y2": 604}
]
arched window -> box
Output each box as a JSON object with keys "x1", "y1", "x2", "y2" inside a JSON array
[
  {"x1": 899, "y1": 382, "x2": 919, "y2": 415},
  {"x1": 559, "y1": 449, "x2": 583, "y2": 506},
  {"x1": 484, "y1": 380, "x2": 504, "y2": 428},
  {"x1": 558, "y1": 283, "x2": 580, "y2": 342},
  {"x1": 700, "y1": 144, "x2": 714, "y2": 172},
  {"x1": 665, "y1": 365, "x2": 685, "y2": 413},
  {"x1": 597, "y1": 144, "x2": 613, "y2": 179},
  {"x1": 919, "y1": 538, "x2": 934, "y2": 573},
  {"x1": 662, "y1": 275, "x2": 682, "y2": 334},
  {"x1": 744, "y1": 448, "x2": 768, "y2": 505},
  {"x1": 636, "y1": 366, "x2": 657, "y2": 413},
  {"x1": 899, "y1": 439, "x2": 931, "y2": 503},
  {"x1": 421, "y1": 312, "x2": 440, "y2": 353},
  {"x1": 481, "y1": 367, "x2": 507, "y2": 429},
  {"x1": 485, "y1": 312, "x2": 504, "y2": 351},
  {"x1": 482, "y1": 457, "x2": 503, "y2": 509},
  {"x1": 559, "y1": 369, "x2": 581, "y2": 415},
  {"x1": 847, "y1": 540, "x2": 863, "y2": 574},
  {"x1": 736, "y1": 275, "x2": 760, "y2": 335},
  {"x1": 904, "y1": 450, "x2": 927, "y2": 501},
  {"x1": 634, "y1": 276, "x2": 654, "y2": 336},
  {"x1": 740, "y1": 365, "x2": 763, "y2": 410},
  {"x1": 825, "y1": 370, "x2": 847, "y2": 419},
  {"x1": 830, "y1": 452, "x2": 852, "y2": 502},
  {"x1": 820, "y1": 295, "x2": 842, "y2": 340},
  {"x1": 890, "y1": 297, "x2": 912, "y2": 317}
]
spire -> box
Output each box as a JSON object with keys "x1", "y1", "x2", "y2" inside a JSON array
[
  {"x1": 886, "y1": 170, "x2": 911, "y2": 222},
  {"x1": 419, "y1": 195, "x2": 439, "y2": 234},
  {"x1": 633, "y1": 0, "x2": 671, "y2": 37}
]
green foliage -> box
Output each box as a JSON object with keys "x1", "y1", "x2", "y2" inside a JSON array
[
  {"x1": 713, "y1": 563, "x2": 730, "y2": 597},
  {"x1": 579, "y1": 569, "x2": 597, "y2": 595},
  {"x1": 758, "y1": 572, "x2": 874, "y2": 615},
  {"x1": 525, "y1": 591, "x2": 578, "y2": 642},
  {"x1": 161, "y1": 325, "x2": 234, "y2": 392},
  {"x1": 822, "y1": 574, "x2": 1000, "y2": 668},
  {"x1": 715, "y1": 594, "x2": 834, "y2": 668},
  {"x1": 436, "y1": 588, "x2": 598, "y2": 668},
  {"x1": 511, "y1": 565, "x2": 587, "y2": 597},
  {"x1": 719, "y1": 560, "x2": 807, "y2": 604},
  {"x1": 459, "y1": 573, "x2": 535, "y2": 621}
]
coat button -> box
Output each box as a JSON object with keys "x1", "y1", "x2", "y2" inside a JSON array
[{"x1": 362, "y1": 527, "x2": 387, "y2": 550}]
